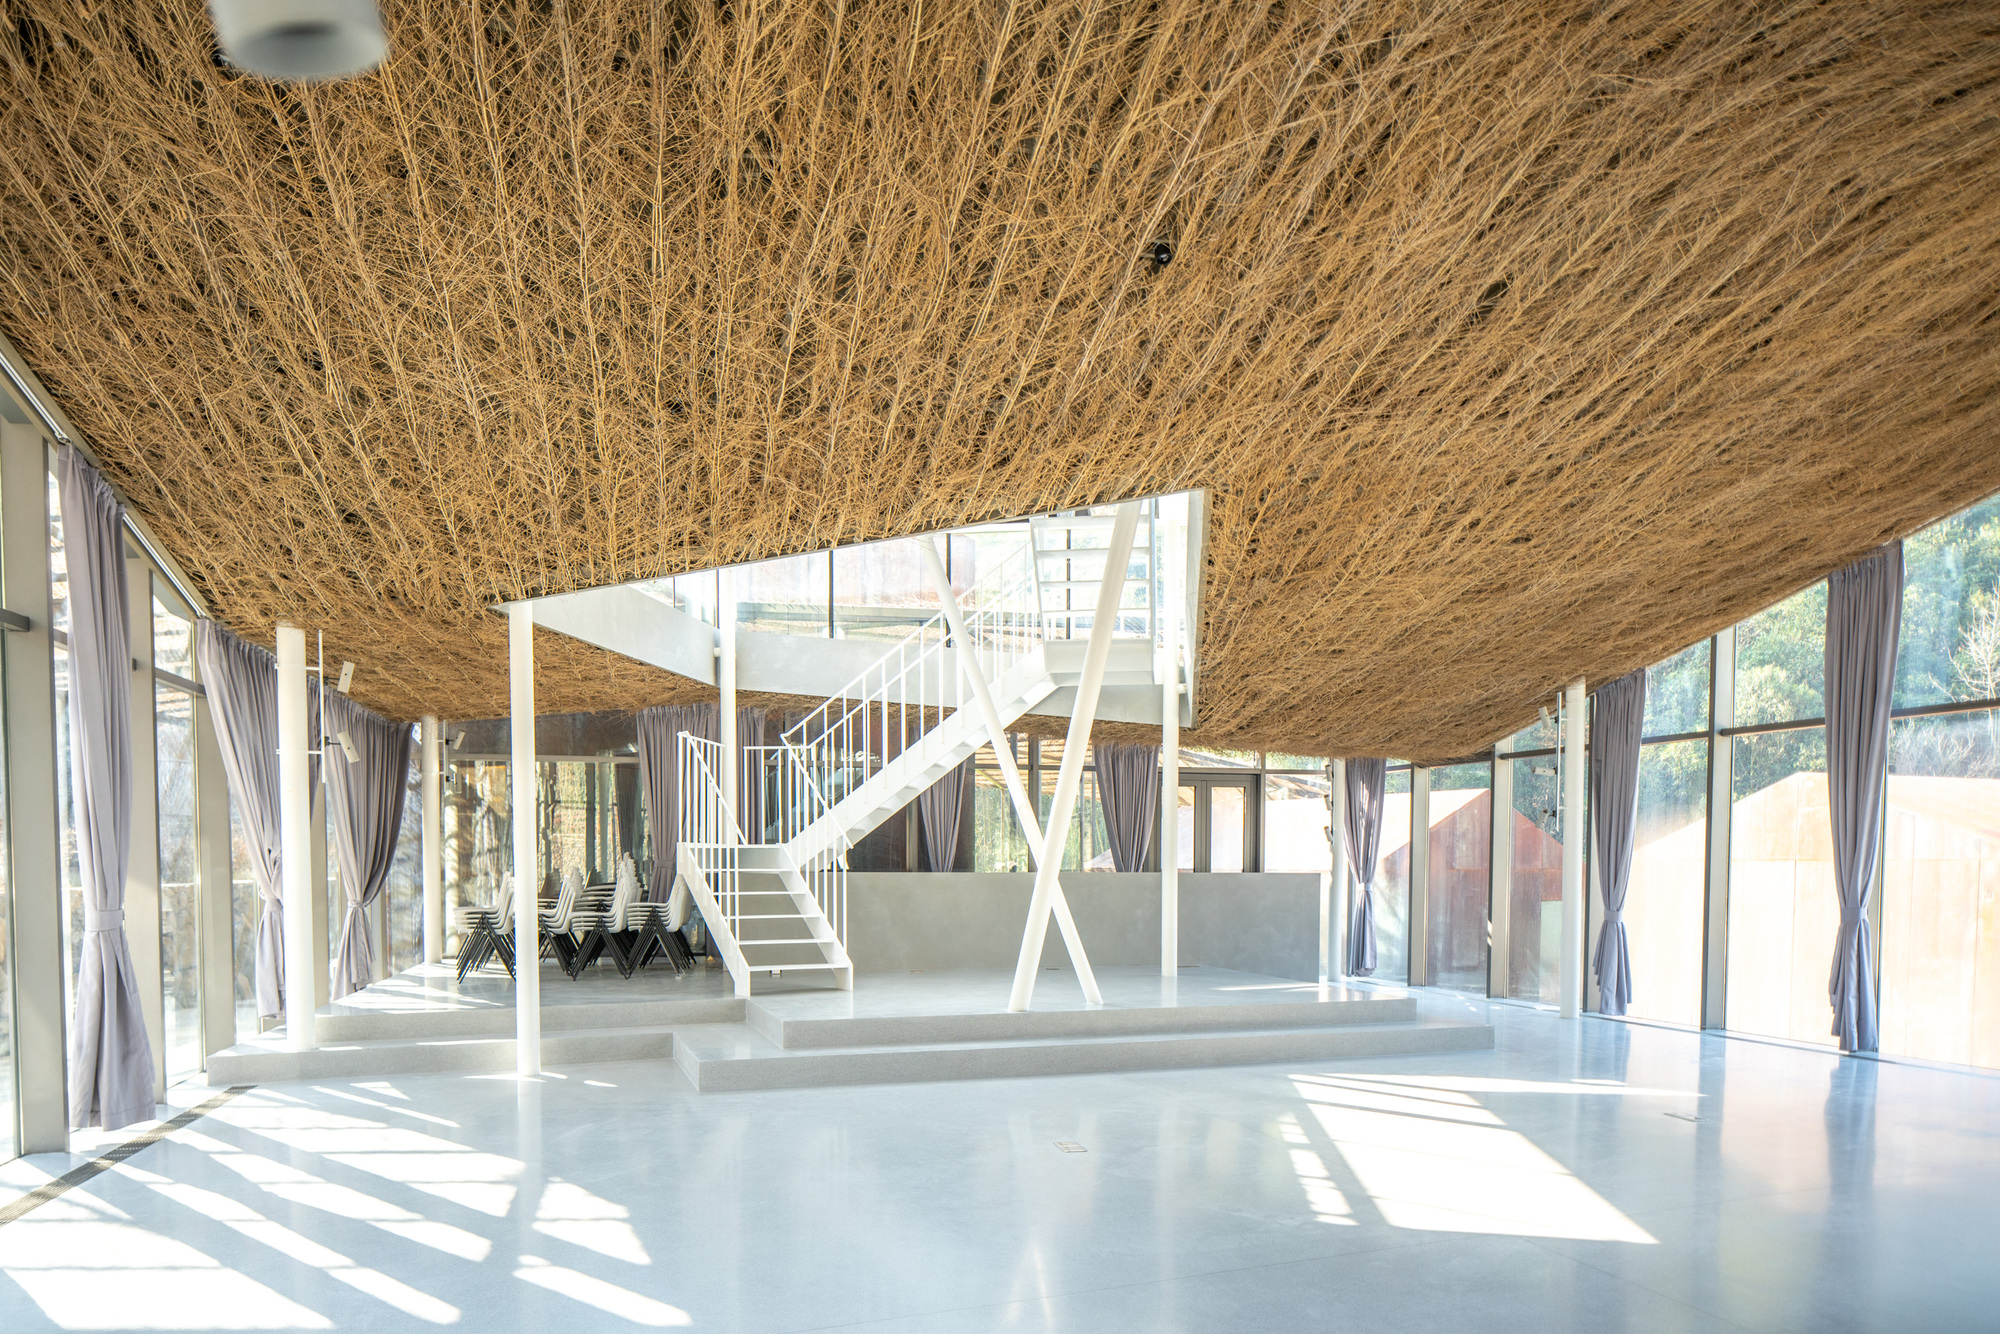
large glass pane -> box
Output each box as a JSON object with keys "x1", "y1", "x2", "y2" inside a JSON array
[
  {"x1": 1175, "y1": 784, "x2": 1195, "y2": 871},
  {"x1": 1372, "y1": 768, "x2": 1413, "y2": 983},
  {"x1": 1896, "y1": 491, "x2": 2000, "y2": 709},
  {"x1": 738, "y1": 551, "x2": 829, "y2": 637},
  {"x1": 971, "y1": 738, "x2": 1032, "y2": 872},
  {"x1": 229, "y1": 792, "x2": 259, "y2": 1039},
  {"x1": 834, "y1": 538, "x2": 942, "y2": 641},
  {"x1": 444, "y1": 759, "x2": 513, "y2": 955},
  {"x1": 1503, "y1": 757, "x2": 1562, "y2": 1003},
  {"x1": 156, "y1": 684, "x2": 201, "y2": 1083},
  {"x1": 1426, "y1": 762, "x2": 1491, "y2": 993},
  {"x1": 1724, "y1": 730, "x2": 1838, "y2": 1045},
  {"x1": 1209, "y1": 783, "x2": 1247, "y2": 873},
  {"x1": 1735, "y1": 583, "x2": 1828, "y2": 726},
  {"x1": 153, "y1": 595, "x2": 193, "y2": 678},
  {"x1": 1624, "y1": 739, "x2": 1708, "y2": 1027},
  {"x1": 1502, "y1": 713, "x2": 1557, "y2": 754},
  {"x1": 1643, "y1": 641, "x2": 1711, "y2": 737},
  {"x1": 55, "y1": 642, "x2": 82, "y2": 1027},
  {"x1": 1033, "y1": 740, "x2": 1096, "y2": 871},
  {"x1": 1265, "y1": 772, "x2": 1332, "y2": 872},
  {"x1": 384, "y1": 747, "x2": 424, "y2": 976},
  {"x1": 1879, "y1": 709, "x2": 2000, "y2": 1068},
  {"x1": 1265, "y1": 752, "x2": 1324, "y2": 771}
]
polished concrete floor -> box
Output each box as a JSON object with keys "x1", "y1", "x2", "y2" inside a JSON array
[{"x1": 2, "y1": 988, "x2": 1996, "y2": 1332}]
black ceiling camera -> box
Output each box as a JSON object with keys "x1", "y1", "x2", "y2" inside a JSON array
[{"x1": 1148, "y1": 240, "x2": 1173, "y2": 268}]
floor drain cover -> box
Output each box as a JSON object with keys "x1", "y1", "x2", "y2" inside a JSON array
[{"x1": 1055, "y1": 1141, "x2": 1087, "y2": 1153}]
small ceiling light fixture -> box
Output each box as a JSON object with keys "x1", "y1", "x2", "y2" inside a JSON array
[
  {"x1": 209, "y1": 0, "x2": 387, "y2": 82},
  {"x1": 336, "y1": 661, "x2": 354, "y2": 693},
  {"x1": 1147, "y1": 239, "x2": 1174, "y2": 269},
  {"x1": 335, "y1": 729, "x2": 360, "y2": 763}
]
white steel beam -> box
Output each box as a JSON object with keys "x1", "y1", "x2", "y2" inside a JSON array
[
  {"x1": 1008, "y1": 503, "x2": 1140, "y2": 1011},
  {"x1": 509, "y1": 606, "x2": 541, "y2": 1075},
  {"x1": 421, "y1": 714, "x2": 442, "y2": 964},
  {"x1": 277, "y1": 624, "x2": 315, "y2": 1053},
  {"x1": 918, "y1": 538, "x2": 1095, "y2": 977},
  {"x1": 1559, "y1": 678, "x2": 1587, "y2": 1018}
]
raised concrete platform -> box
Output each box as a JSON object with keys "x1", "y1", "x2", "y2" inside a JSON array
[{"x1": 205, "y1": 963, "x2": 1494, "y2": 1090}]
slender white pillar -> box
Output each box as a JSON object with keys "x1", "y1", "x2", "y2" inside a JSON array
[
  {"x1": 421, "y1": 713, "x2": 442, "y2": 964},
  {"x1": 718, "y1": 568, "x2": 738, "y2": 840},
  {"x1": 277, "y1": 623, "x2": 316, "y2": 1053},
  {"x1": 1009, "y1": 503, "x2": 1139, "y2": 1012},
  {"x1": 1559, "y1": 677, "x2": 1587, "y2": 1018},
  {"x1": 1161, "y1": 620, "x2": 1180, "y2": 979},
  {"x1": 509, "y1": 606, "x2": 540, "y2": 1075},
  {"x1": 1326, "y1": 758, "x2": 1347, "y2": 985}
]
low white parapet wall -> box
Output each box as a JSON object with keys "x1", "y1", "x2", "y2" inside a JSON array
[{"x1": 844, "y1": 872, "x2": 1323, "y2": 982}]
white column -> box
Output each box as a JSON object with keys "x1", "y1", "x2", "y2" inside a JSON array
[
  {"x1": 1326, "y1": 758, "x2": 1346, "y2": 985},
  {"x1": 1009, "y1": 503, "x2": 1139, "y2": 1012},
  {"x1": 510, "y1": 606, "x2": 540, "y2": 1076},
  {"x1": 1559, "y1": 677, "x2": 1587, "y2": 1018},
  {"x1": 1161, "y1": 535, "x2": 1180, "y2": 979},
  {"x1": 421, "y1": 713, "x2": 442, "y2": 964},
  {"x1": 277, "y1": 623, "x2": 315, "y2": 1052},
  {"x1": 718, "y1": 568, "x2": 737, "y2": 839}
]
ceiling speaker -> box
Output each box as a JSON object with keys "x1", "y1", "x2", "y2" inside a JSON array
[{"x1": 209, "y1": 0, "x2": 386, "y2": 82}]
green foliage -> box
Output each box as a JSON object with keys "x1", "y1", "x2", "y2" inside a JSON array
[{"x1": 1898, "y1": 494, "x2": 2000, "y2": 707}]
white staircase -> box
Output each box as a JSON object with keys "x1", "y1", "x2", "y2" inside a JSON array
[{"x1": 677, "y1": 533, "x2": 1092, "y2": 997}]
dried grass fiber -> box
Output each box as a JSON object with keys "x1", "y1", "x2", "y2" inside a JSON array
[{"x1": 2, "y1": 0, "x2": 1998, "y2": 760}]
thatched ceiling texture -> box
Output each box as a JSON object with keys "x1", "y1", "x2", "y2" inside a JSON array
[{"x1": 2, "y1": 1, "x2": 1997, "y2": 760}]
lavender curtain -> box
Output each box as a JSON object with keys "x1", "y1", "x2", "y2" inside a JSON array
[
  {"x1": 737, "y1": 706, "x2": 767, "y2": 842},
  {"x1": 326, "y1": 692, "x2": 412, "y2": 998},
  {"x1": 195, "y1": 620, "x2": 319, "y2": 1018},
  {"x1": 637, "y1": 703, "x2": 718, "y2": 899},
  {"x1": 1344, "y1": 758, "x2": 1387, "y2": 976},
  {"x1": 59, "y1": 446, "x2": 155, "y2": 1130},
  {"x1": 918, "y1": 760, "x2": 972, "y2": 870},
  {"x1": 1826, "y1": 542, "x2": 1903, "y2": 1053},
  {"x1": 1590, "y1": 669, "x2": 1647, "y2": 1015},
  {"x1": 1095, "y1": 742, "x2": 1160, "y2": 872}
]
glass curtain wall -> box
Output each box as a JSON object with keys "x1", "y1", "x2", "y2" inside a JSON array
[
  {"x1": 1426, "y1": 761, "x2": 1492, "y2": 993},
  {"x1": 155, "y1": 677, "x2": 200, "y2": 1083},
  {"x1": 1724, "y1": 583, "x2": 1838, "y2": 1046},
  {"x1": 1372, "y1": 766, "x2": 1413, "y2": 983}
]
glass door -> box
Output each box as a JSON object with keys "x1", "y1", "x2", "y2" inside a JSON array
[{"x1": 1176, "y1": 777, "x2": 1259, "y2": 872}]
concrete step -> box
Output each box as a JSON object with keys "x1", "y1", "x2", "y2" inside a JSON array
[
  {"x1": 313, "y1": 992, "x2": 745, "y2": 1042},
  {"x1": 745, "y1": 993, "x2": 1419, "y2": 1049},
  {"x1": 674, "y1": 1017, "x2": 1494, "y2": 1093},
  {"x1": 204, "y1": 1024, "x2": 680, "y2": 1084}
]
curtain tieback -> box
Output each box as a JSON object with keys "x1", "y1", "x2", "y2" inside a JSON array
[{"x1": 84, "y1": 908, "x2": 125, "y2": 931}]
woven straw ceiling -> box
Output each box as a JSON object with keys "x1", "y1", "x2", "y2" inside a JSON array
[{"x1": 2, "y1": 0, "x2": 1997, "y2": 761}]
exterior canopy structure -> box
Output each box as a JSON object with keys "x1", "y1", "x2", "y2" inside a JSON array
[{"x1": 1, "y1": 1, "x2": 1998, "y2": 759}]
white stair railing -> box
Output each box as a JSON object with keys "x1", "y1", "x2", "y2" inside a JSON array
[
  {"x1": 775, "y1": 536, "x2": 1042, "y2": 825},
  {"x1": 676, "y1": 533, "x2": 1047, "y2": 992},
  {"x1": 743, "y1": 739, "x2": 845, "y2": 957},
  {"x1": 675, "y1": 733, "x2": 750, "y2": 985}
]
